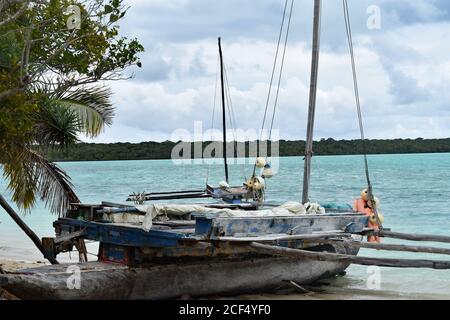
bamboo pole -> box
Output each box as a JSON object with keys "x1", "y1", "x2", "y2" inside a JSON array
[
  {"x1": 0, "y1": 194, "x2": 59, "y2": 265},
  {"x1": 250, "y1": 242, "x2": 450, "y2": 269}
]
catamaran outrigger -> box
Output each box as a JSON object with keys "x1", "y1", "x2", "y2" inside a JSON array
[{"x1": 2, "y1": 0, "x2": 450, "y2": 300}]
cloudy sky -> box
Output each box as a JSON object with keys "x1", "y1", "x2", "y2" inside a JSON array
[{"x1": 90, "y1": 0, "x2": 450, "y2": 143}]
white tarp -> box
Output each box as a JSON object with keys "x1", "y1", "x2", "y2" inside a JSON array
[{"x1": 103, "y1": 201, "x2": 325, "y2": 231}]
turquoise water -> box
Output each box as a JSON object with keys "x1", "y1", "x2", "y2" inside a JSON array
[{"x1": 1, "y1": 153, "x2": 450, "y2": 299}]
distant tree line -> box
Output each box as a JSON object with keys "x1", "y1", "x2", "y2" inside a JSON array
[{"x1": 39, "y1": 138, "x2": 450, "y2": 162}]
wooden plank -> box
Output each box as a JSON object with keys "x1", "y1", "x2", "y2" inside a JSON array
[
  {"x1": 132, "y1": 190, "x2": 205, "y2": 197},
  {"x1": 197, "y1": 214, "x2": 368, "y2": 238},
  {"x1": 54, "y1": 229, "x2": 87, "y2": 245},
  {"x1": 127, "y1": 193, "x2": 212, "y2": 202},
  {"x1": 378, "y1": 230, "x2": 450, "y2": 244},
  {"x1": 320, "y1": 239, "x2": 450, "y2": 256},
  {"x1": 101, "y1": 201, "x2": 130, "y2": 208},
  {"x1": 216, "y1": 232, "x2": 350, "y2": 242},
  {"x1": 196, "y1": 214, "x2": 367, "y2": 238},
  {"x1": 55, "y1": 218, "x2": 190, "y2": 248},
  {"x1": 153, "y1": 220, "x2": 196, "y2": 227},
  {"x1": 250, "y1": 242, "x2": 450, "y2": 269}
]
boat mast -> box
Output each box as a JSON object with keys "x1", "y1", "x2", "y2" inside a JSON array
[
  {"x1": 218, "y1": 37, "x2": 229, "y2": 183},
  {"x1": 302, "y1": 0, "x2": 322, "y2": 204}
]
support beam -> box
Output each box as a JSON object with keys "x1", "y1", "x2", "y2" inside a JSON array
[
  {"x1": 250, "y1": 242, "x2": 450, "y2": 269},
  {"x1": 377, "y1": 230, "x2": 450, "y2": 244},
  {"x1": 320, "y1": 239, "x2": 450, "y2": 256}
]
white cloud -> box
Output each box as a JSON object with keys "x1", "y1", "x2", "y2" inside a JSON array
[{"x1": 87, "y1": 1, "x2": 450, "y2": 143}]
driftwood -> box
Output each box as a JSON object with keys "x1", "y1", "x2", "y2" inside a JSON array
[
  {"x1": 377, "y1": 230, "x2": 450, "y2": 244},
  {"x1": 250, "y1": 242, "x2": 450, "y2": 269},
  {"x1": 320, "y1": 239, "x2": 450, "y2": 256}
]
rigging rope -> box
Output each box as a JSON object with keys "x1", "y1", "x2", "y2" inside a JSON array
[
  {"x1": 258, "y1": 0, "x2": 290, "y2": 145},
  {"x1": 224, "y1": 63, "x2": 247, "y2": 181},
  {"x1": 205, "y1": 56, "x2": 221, "y2": 185},
  {"x1": 253, "y1": 0, "x2": 294, "y2": 176},
  {"x1": 268, "y1": 0, "x2": 295, "y2": 142},
  {"x1": 343, "y1": 0, "x2": 383, "y2": 229}
]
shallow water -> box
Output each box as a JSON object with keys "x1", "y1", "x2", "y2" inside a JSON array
[{"x1": 1, "y1": 153, "x2": 450, "y2": 299}]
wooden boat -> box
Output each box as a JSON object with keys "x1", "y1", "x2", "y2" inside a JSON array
[
  {"x1": 0, "y1": 204, "x2": 368, "y2": 299},
  {"x1": 1, "y1": 0, "x2": 367, "y2": 300},
  {"x1": 3, "y1": 0, "x2": 450, "y2": 300},
  {"x1": 0, "y1": 0, "x2": 387, "y2": 300}
]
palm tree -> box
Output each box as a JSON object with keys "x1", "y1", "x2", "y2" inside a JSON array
[
  {"x1": 0, "y1": 85, "x2": 114, "y2": 264},
  {"x1": 2, "y1": 86, "x2": 115, "y2": 216}
]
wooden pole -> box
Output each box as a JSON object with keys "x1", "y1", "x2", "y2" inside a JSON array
[
  {"x1": 302, "y1": 0, "x2": 322, "y2": 204},
  {"x1": 377, "y1": 230, "x2": 450, "y2": 244},
  {"x1": 218, "y1": 37, "x2": 229, "y2": 184},
  {"x1": 250, "y1": 242, "x2": 450, "y2": 269},
  {"x1": 320, "y1": 239, "x2": 450, "y2": 256},
  {"x1": 0, "y1": 194, "x2": 59, "y2": 265}
]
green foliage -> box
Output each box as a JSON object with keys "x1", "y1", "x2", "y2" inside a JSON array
[
  {"x1": 0, "y1": 0, "x2": 143, "y2": 215},
  {"x1": 55, "y1": 86, "x2": 115, "y2": 137},
  {"x1": 41, "y1": 138, "x2": 450, "y2": 162},
  {"x1": 33, "y1": 99, "x2": 81, "y2": 148}
]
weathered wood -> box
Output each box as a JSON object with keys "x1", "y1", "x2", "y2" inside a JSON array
[
  {"x1": 0, "y1": 254, "x2": 353, "y2": 300},
  {"x1": 302, "y1": 0, "x2": 322, "y2": 204},
  {"x1": 74, "y1": 238, "x2": 88, "y2": 263},
  {"x1": 377, "y1": 230, "x2": 450, "y2": 244},
  {"x1": 153, "y1": 220, "x2": 196, "y2": 227},
  {"x1": 321, "y1": 239, "x2": 450, "y2": 256},
  {"x1": 130, "y1": 190, "x2": 205, "y2": 197},
  {"x1": 198, "y1": 214, "x2": 368, "y2": 239},
  {"x1": 216, "y1": 232, "x2": 350, "y2": 242},
  {"x1": 0, "y1": 194, "x2": 59, "y2": 265},
  {"x1": 132, "y1": 193, "x2": 212, "y2": 202},
  {"x1": 101, "y1": 201, "x2": 130, "y2": 208},
  {"x1": 250, "y1": 242, "x2": 450, "y2": 269},
  {"x1": 54, "y1": 229, "x2": 87, "y2": 245},
  {"x1": 285, "y1": 280, "x2": 312, "y2": 294}
]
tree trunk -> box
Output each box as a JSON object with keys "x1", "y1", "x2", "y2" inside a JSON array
[{"x1": 0, "y1": 194, "x2": 58, "y2": 265}]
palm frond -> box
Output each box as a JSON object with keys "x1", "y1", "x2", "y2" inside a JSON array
[
  {"x1": 56, "y1": 86, "x2": 115, "y2": 138},
  {"x1": 29, "y1": 149, "x2": 80, "y2": 216},
  {"x1": 3, "y1": 148, "x2": 80, "y2": 216},
  {"x1": 34, "y1": 102, "x2": 81, "y2": 149},
  {"x1": 2, "y1": 153, "x2": 37, "y2": 212}
]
